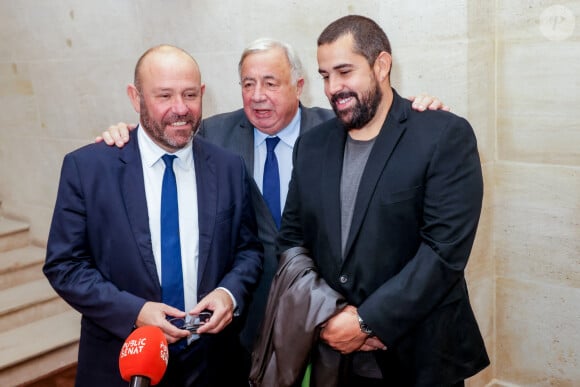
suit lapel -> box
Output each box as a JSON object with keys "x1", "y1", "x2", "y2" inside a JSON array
[
  {"x1": 119, "y1": 131, "x2": 161, "y2": 289},
  {"x1": 192, "y1": 138, "x2": 216, "y2": 286},
  {"x1": 343, "y1": 92, "x2": 409, "y2": 260},
  {"x1": 321, "y1": 119, "x2": 348, "y2": 262},
  {"x1": 233, "y1": 118, "x2": 255, "y2": 176}
]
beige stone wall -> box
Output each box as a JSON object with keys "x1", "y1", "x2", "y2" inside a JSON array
[
  {"x1": 0, "y1": 1, "x2": 578, "y2": 385},
  {"x1": 493, "y1": 1, "x2": 580, "y2": 385}
]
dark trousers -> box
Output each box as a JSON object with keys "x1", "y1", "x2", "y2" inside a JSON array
[
  {"x1": 158, "y1": 336, "x2": 249, "y2": 387},
  {"x1": 345, "y1": 374, "x2": 465, "y2": 387}
]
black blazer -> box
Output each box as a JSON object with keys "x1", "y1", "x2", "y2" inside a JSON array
[
  {"x1": 278, "y1": 90, "x2": 489, "y2": 385},
  {"x1": 198, "y1": 105, "x2": 335, "y2": 351}
]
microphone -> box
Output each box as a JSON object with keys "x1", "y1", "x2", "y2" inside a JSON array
[{"x1": 119, "y1": 325, "x2": 168, "y2": 386}]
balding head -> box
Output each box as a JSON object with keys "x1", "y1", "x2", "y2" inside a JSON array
[
  {"x1": 134, "y1": 45, "x2": 201, "y2": 92},
  {"x1": 127, "y1": 45, "x2": 205, "y2": 152}
]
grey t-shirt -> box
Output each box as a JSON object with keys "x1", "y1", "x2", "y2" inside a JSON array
[
  {"x1": 341, "y1": 135, "x2": 375, "y2": 256},
  {"x1": 340, "y1": 134, "x2": 383, "y2": 379}
]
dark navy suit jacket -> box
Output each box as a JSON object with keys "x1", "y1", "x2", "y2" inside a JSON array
[{"x1": 44, "y1": 129, "x2": 263, "y2": 386}]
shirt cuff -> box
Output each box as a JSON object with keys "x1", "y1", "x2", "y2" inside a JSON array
[{"x1": 217, "y1": 287, "x2": 239, "y2": 316}]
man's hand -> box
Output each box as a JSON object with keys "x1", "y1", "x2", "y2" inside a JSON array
[
  {"x1": 94, "y1": 122, "x2": 136, "y2": 147},
  {"x1": 409, "y1": 92, "x2": 451, "y2": 112},
  {"x1": 320, "y1": 305, "x2": 370, "y2": 354},
  {"x1": 360, "y1": 336, "x2": 387, "y2": 352},
  {"x1": 190, "y1": 288, "x2": 234, "y2": 334},
  {"x1": 135, "y1": 301, "x2": 189, "y2": 344}
]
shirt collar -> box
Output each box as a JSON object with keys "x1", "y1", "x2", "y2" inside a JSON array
[
  {"x1": 137, "y1": 124, "x2": 193, "y2": 169},
  {"x1": 254, "y1": 108, "x2": 301, "y2": 148}
]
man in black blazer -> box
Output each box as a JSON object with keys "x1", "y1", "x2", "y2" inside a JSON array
[
  {"x1": 98, "y1": 38, "x2": 447, "y2": 359},
  {"x1": 44, "y1": 45, "x2": 263, "y2": 387},
  {"x1": 277, "y1": 16, "x2": 489, "y2": 386}
]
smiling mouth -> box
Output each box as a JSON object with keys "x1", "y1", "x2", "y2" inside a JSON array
[
  {"x1": 331, "y1": 92, "x2": 357, "y2": 110},
  {"x1": 336, "y1": 97, "x2": 353, "y2": 107}
]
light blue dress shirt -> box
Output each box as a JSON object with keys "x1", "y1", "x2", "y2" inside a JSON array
[{"x1": 253, "y1": 109, "x2": 301, "y2": 211}]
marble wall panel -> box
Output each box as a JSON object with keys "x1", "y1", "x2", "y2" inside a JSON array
[
  {"x1": 4, "y1": 0, "x2": 143, "y2": 62},
  {"x1": 497, "y1": 41, "x2": 580, "y2": 166},
  {"x1": 393, "y1": 41, "x2": 469, "y2": 113},
  {"x1": 194, "y1": 51, "x2": 245, "y2": 118},
  {"x1": 496, "y1": 278, "x2": 580, "y2": 385},
  {"x1": 467, "y1": 39, "x2": 495, "y2": 165},
  {"x1": 494, "y1": 163, "x2": 580, "y2": 287},
  {"x1": 26, "y1": 58, "x2": 137, "y2": 140},
  {"x1": 0, "y1": 62, "x2": 39, "y2": 133},
  {"x1": 135, "y1": 0, "x2": 245, "y2": 53}
]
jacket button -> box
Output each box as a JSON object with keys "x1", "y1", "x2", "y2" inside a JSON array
[{"x1": 339, "y1": 275, "x2": 348, "y2": 284}]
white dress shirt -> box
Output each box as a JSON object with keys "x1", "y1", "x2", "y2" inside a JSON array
[{"x1": 137, "y1": 126, "x2": 199, "y2": 315}]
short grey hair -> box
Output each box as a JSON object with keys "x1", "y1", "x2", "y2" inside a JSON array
[{"x1": 238, "y1": 38, "x2": 303, "y2": 83}]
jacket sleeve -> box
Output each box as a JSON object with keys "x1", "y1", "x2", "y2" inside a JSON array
[
  {"x1": 43, "y1": 153, "x2": 146, "y2": 340},
  {"x1": 213, "y1": 156, "x2": 264, "y2": 314},
  {"x1": 359, "y1": 115, "x2": 484, "y2": 346}
]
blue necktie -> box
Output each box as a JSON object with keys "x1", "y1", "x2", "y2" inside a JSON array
[
  {"x1": 160, "y1": 154, "x2": 185, "y2": 312},
  {"x1": 263, "y1": 137, "x2": 281, "y2": 228}
]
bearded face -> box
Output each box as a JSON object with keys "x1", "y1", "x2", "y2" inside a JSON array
[
  {"x1": 330, "y1": 75, "x2": 383, "y2": 131},
  {"x1": 139, "y1": 96, "x2": 201, "y2": 151},
  {"x1": 130, "y1": 48, "x2": 205, "y2": 152}
]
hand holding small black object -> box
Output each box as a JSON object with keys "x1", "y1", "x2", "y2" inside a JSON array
[{"x1": 168, "y1": 311, "x2": 212, "y2": 333}]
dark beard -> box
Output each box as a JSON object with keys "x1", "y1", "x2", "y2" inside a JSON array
[{"x1": 330, "y1": 81, "x2": 382, "y2": 130}]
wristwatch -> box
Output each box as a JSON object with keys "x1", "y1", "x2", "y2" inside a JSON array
[{"x1": 357, "y1": 314, "x2": 373, "y2": 335}]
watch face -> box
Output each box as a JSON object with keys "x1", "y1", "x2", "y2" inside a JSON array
[{"x1": 358, "y1": 315, "x2": 373, "y2": 335}]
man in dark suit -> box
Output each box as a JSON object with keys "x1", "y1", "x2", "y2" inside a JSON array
[
  {"x1": 277, "y1": 16, "x2": 489, "y2": 386},
  {"x1": 97, "y1": 38, "x2": 448, "y2": 360},
  {"x1": 98, "y1": 39, "x2": 334, "y2": 356},
  {"x1": 197, "y1": 38, "x2": 335, "y2": 353},
  {"x1": 43, "y1": 45, "x2": 263, "y2": 387}
]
